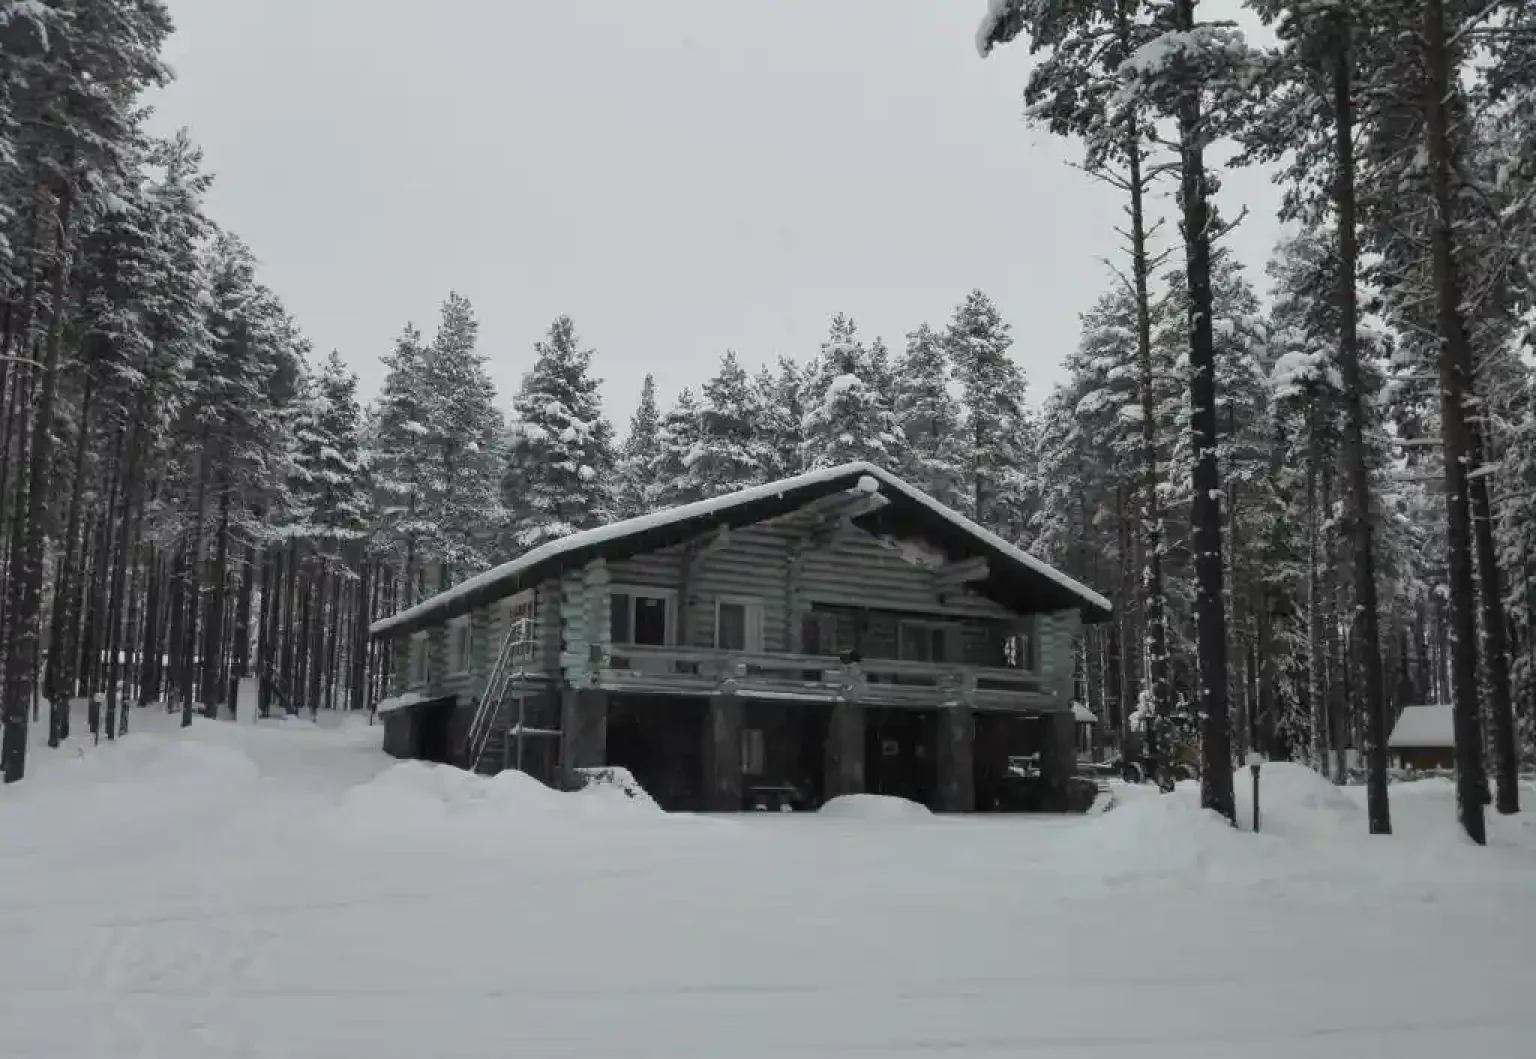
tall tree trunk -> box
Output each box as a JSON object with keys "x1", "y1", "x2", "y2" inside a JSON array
[
  {"x1": 1307, "y1": 401, "x2": 1327, "y2": 772},
  {"x1": 256, "y1": 543, "x2": 278, "y2": 718},
  {"x1": 1115, "y1": 0, "x2": 1172, "y2": 749},
  {"x1": 1173, "y1": 0, "x2": 1235, "y2": 820},
  {"x1": 1423, "y1": 0, "x2": 1486, "y2": 844},
  {"x1": 200, "y1": 479, "x2": 231, "y2": 718},
  {"x1": 1468, "y1": 420, "x2": 1518, "y2": 813},
  {"x1": 1330, "y1": 14, "x2": 1391, "y2": 832},
  {"x1": 45, "y1": 374, "x2": 94, "y2": 746},
  {"x1": 182, "y1": 443, "x2": 212, "y2": 727},
  {"x1": 139, "y1": 546, "x2": 163, "y2": 705},
  {"x1": 1, "y1": 183, "x2": 72, "y2": 782},
  {"x1": 229, "y1": 535, "x2": 256, "y2": 714},
  {"x1": 102, "y1": 431, "x2": 145, "y2": 740},
  {"x1": 350, "y1": 554, "x2": 372, "y2": 713},
  {"x1": 164, "y1": 546, "x2": 188, "y2": 711}
]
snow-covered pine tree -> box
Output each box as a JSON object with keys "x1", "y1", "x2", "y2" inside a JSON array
[
  {"x1": 756, "y1": 356, "x2": 806, "y2": 480},
  {"x1": 891, "y1": 324, "x2": 968, "y2": 510},
  {"x1": 370, "y1": 325, "x2": 433, "y2": 602},
  {"x1": 946, "y1": 290, "x2": 1033, "y2": 534},
  {"x1": 504, "y1": 315, "x2": 615, "y2": 550},
  {"x1": 420, "y1": 292, "x2": 503, "y2": 586},
  {"x1": 650, "y1": 387, "x2": 704, "y2": 510},
  {"x1": 800, "y1": 314, "x2": 904, "y2": 471},
  {"x1": 616, "y1": 374, "x2": 661, "y2": 517},
  {"x1": 689, "y1": 350, "x2": 772, "y2": 499}
]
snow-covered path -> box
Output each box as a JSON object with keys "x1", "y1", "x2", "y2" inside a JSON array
[{"x1": 2, "y1": 715, "x2": 1533, "y2": 1058}]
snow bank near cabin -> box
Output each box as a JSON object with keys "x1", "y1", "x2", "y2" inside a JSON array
[
  {"x1": 818, "y1": 794, "x2": 933, "y2": 822},
  {"x1": 1052, "y1": 788, "x2": 1274, "y2": 890},
  {"x1": 1232, "y1": 761, "x2": 1363, "y2": 837},
  {"x1": 330, "y1": 760, "x2": 675, "y2": 838}
]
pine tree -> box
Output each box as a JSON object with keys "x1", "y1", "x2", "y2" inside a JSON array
[
  {"x1": 756, "y1": 356, "x2": 806, "y2": 480},
  {"x1": 891, "y1": 324, "x2": 968, "y2": 509},
  {"x1": 616, "y1": 374, "x2": 661, "y2": 517},
  {"x1": 369, "y1": 325, "x2": 432, "y2": 601},
  {"x1": 800, "y1": 314, "x2": 903, "y2": 471},
  {"x1": 689, "y1": 350, "x2": 772, "y2": 498},
  {"x1": 650, "y1": 387, "x2": 704, "y2": 509},
  {"x1": 504, "y1": 315, "x2": 615, "y2": 550},
  {"x1": 421, "y1": 292, "x2": 503, "y2": 585},
  {"x1": 946, "y1": 290, "x2": 1031, "y2": 530}
]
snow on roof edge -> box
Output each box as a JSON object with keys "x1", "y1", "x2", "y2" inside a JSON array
[
  {"x1": 370, "y1": 463, "x2": 872, "y2": 638},
  {"x1": 370, "y1": 461, "x2": 1111, "y2": 638},
  {"x1": 856, "y1": 464, "x2": 1113, "y2": 616}
]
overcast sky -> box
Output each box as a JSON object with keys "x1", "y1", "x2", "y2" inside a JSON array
[{"x1": 153, "y1": 0, "x2": 1280, "y2": 426}]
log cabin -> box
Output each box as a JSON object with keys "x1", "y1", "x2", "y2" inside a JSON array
[{"x1": 368, "y1": 462, "x2": 1111, "y2": 812}]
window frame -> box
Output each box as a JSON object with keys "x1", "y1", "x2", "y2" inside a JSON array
[
  {"x1": 409, "y1": 632, "x2": 430, "y2": 686},
  {"x1": 609, "y1": 585, "x2": 678, "y2": 648},
  {"x1": 898, "y1": 618, "x2": 957, "y2": 664},
  {"x1": 447, "y1": 616, "x2": 472, "y2": 676},
  {"x1": 1002, "y1": 618, "x2": 1038, "y2": 672},
  {"x1": 714, "y1": 595, "x2": 765, "y2": 654},
  {"x1": 501, "y1": 589, "x2": 538, "y2": 665}
]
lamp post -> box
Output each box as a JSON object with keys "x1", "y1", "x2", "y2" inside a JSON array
[{"x1": 1246, "y1": 752, "x2": 1263, "y2": 832}]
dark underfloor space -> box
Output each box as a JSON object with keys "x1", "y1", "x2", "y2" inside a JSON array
[
  {"x1": 974, "y1": 711, "x2": 1051, "y2": 812},
  {"x1": 742, "y1": 699, "x2": 828, "y2": 810},
  {"x1": 864, "y1": 707, "x2": 938, "y2": 807},
  {"x1": 606, "y1": 694, "x2": 706, "y2": 811}
]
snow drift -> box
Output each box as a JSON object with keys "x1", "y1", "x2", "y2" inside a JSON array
[
  {"x1": 818, "y1": 794, "x2": 933, "y2": 822},
  {"x1": 1231, "y1": 760, "x2": 1363, "y2": 837},
  {"x1": 328, "y1": 760, "x2": 679, "y2": 839}
]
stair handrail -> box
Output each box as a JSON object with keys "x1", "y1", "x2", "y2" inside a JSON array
[{"x1": 463, "y1": 616, "x2": 534, "y2": 772}]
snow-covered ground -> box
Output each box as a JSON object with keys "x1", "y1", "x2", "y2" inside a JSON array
[{"x1": 2, "y1": 713, "x2": 1534, "y2": 1058}]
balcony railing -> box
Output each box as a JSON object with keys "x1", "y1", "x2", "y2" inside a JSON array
[{"x1": 593, "y1": 644, "x2": 1058, "y2": 710}]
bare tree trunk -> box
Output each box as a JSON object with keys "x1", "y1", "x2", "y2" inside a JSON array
[
  {"x1": 1307, "y1": 401, "x2": 1327, "y2": 772},
  {"x1": 164, "y1": 546, "x2": 187, "y2": 711},
  {"x1": 103, "y1": 431, "x2": 145, "y2": 740},
  {"x1": 45, "y1": 375, "x2": 94, "y2": 746},
  {"x1": 2, "y1": 185, "x2": 73, "y2": 782},
  {"x1": 1468, "y1": 419, "x2": 1518, "y2": 813},
  {"x1": 200, "y1": 479, "x2": 231, "y2": 718},
  {"x1": 181, "y1": 443, "x2": 211, "y2": 727},
  {"x1": 350, "y1": 554, "x2": 372, "y2": 713},
  {"x1": 256, "y1": 543, "x2": 277, "y2": 718},
  {"x1": 1173, "y1": 0, "x2": 1234, "y2": 819},
  {"x1": 1423, "y1": 0, "x2": 1486, "y2": 844},
  {"x1": 1330, "y1": 15, "x2": 1391, "y2": 831}
]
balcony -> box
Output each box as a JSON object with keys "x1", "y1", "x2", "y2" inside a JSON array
[{"x1": 592, "y1": 644, "x2": 1059, "y2": 712}]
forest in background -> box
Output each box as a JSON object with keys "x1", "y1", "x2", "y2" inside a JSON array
[{"x1": 2, "y1": 0, "x2": 1534, "y2": 843}]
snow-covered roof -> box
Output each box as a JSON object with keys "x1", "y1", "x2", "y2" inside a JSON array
[
  {"x1": 1072, "y1": 703, "x2": 1097, "y2": 724},
  {"x1": 1388, "y1": 705, "x2": 1454, "y2": 749},
  {"x1": 374, "y1": 692, "x2": 426, "y2": 715},
  {"x1": 370, "y1": 462, "x2": 1112, "y2": 639}
]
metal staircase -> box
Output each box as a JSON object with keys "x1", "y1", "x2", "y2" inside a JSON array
[{"x1": 462, "y1": 615, "x2": 539, "y2": 775}]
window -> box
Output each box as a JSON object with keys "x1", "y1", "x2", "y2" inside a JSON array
[
  {"x1": 1003, "y1": 624, "x2": 1036, "y2": 671},
  {"x1": 610, "y1": 589, "x2": 674, "y2": 647},
  {"x1": 409, "y1": 633, "x2": 429, "y2": 686},
  {"x1": 448, "y1": 618, "x2": 472, "y2": 675},
  {"x1": 899, "y1": 620, "x2": 954, "y2": 663},
  {"x1": 502, "y1": 590, "x2": 537, "y2": 664},
  {"x1": 742, "y1": 728, "x2": 766, "y2": 775},
  {"x1": 715, "y1": 597, "x2": 764, "y2": 653},
  {"x1": 802, "y1": 608, "x2": 858, "y2": 657}
]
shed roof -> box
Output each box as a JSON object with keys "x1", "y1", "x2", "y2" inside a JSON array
[
  {"x1": 370, "y1": 462, "x2": 1112, "y2": 640},
  {"x1": 1388, "y1": 704, "x2": 1455, "y2": 749}
]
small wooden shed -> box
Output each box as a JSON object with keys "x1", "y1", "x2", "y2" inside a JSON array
[{"x1": 1387, "y1": 704, "x2": 1455, "y2": 771}]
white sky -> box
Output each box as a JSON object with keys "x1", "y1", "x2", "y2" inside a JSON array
[{"x1": 153, "y1": 0, "x2": 1280, "y2": 426}]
